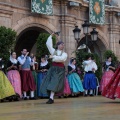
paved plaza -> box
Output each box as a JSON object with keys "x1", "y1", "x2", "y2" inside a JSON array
[{"x1": 0, "y1": 96, "x2": 120, "y2": 120}]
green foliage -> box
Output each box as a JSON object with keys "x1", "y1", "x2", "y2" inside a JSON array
[
  {"x1": 76, "y1": 50, "x2": 102, "y2": 80},
  {"x1": 103, "y1": 50, "x2": 118, "y2": 64},
  {"x1": 36, "y1": 33, "x2": 56, "y2": 60},
  {"x1": 0, "y1": 26, "x2": 16, "y2": 68}
]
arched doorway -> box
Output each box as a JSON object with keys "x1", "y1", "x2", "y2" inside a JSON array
[
  {"x1": 78, "y1": 35, "x2": 107, "y2": 61},
  {"x1": 15, "y1": 27, "x2": 48, "y2": 55}
]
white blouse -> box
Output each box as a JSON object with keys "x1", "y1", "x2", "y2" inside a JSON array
[
  {"x1": 83, "y1": 60, "x2": 98, "y2": 72},
  {"x1": 46, "y1": 35, "x2": 67, "y2": 62}
]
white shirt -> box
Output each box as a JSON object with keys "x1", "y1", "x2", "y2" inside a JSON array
[
  {"x1": 17, "y1": 55, "x2": 32, "y2": 65},
  {"x1": 83, "y1": 60, "x2": 98, "y2": 72},
  {"x1": 46, "y1": 35, "x2": 67, "y2": 62}
]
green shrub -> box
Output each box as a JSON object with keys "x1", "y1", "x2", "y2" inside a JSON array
[
  {"x1": 36, "y1": 33, "x2": 56, "y2": 61},
  {"x1": 0, "y1": 26, "x2": 16, "y2": 69}
]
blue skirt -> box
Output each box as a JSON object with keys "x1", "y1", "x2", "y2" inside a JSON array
[
  {"x1": 67, "y1": 73, "x2": 84, "y2": 93},
  {"x1": 37, "y1": 72, "x2": 48, "y2": 97},
  {"x1": 83, "y1": 73, "x2": 97, "y2": 90}
]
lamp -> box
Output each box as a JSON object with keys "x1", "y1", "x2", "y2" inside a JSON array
[
  {"x1": 90, "y1": 28, "x2": 98, "y2": 41},
  {"x1": 73, "y1": 26, "x2": 81, "y2": 41},
  {"x1": 82, "y1": 21, "x2": 90, "y2": 34}
]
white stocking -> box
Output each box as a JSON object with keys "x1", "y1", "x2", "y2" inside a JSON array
[
  {"x1": 30, "y1": 91, "x2": 34, "y2": 98},
  {"x1": 23, "y1": 91, "x2": 27, "y2": 98},
  {"x1": 50, "y1": 91, "x2": 55, "y2": 100}
]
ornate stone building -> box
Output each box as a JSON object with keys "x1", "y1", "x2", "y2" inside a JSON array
[{"x1": 0, "y1": 0, "x2": 120, "y2": 61}]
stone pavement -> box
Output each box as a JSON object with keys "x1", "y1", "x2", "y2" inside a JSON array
[{"x1": 0, "y1": 96, "x2": 120, "y2": 120}]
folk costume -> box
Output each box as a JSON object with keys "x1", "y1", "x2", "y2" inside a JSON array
[
  {"x1": 67, "y1": 62, "x2": 84, "y2": 96},
  {"x1": 0, "y1": 59, "x2": 15, "y2": 101},
  {"x1": 30, "y1": 57, "x2": 38, "y2": 98},
  {"x1": 100, "y1": 61, "x2": 115, "y2": 92},
  {"x1": 7, "y1": 56, "x2": 22, "y2": 99},
  {"x1": 18, "y1": 55, "x2": 36, "y2": 100},
  {"x1": 102, "y1": 65, "x2": 120, "y2": 100},
  {"x1": 37, "y1": 60, "x2": 49, "y2": 98},
  {"x1": 56, "y1": 76, "x2": 71, "y2": 98},
  {"x1": 40, "y1": 35, "x2": 67, "y2": 104},
  {"x1": 83, "y1": 60, "x2": 98, "y2": 96}
]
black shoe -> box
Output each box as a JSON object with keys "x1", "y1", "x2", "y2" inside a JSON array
[
  {"x1": 63, "y1": 96, "x2": 67, "y2": 98},
  {"x1": 29, "y1": 97, "x2": 36, "y2": 100},
  {"x1": 58, "y1": 96, "x2": 62, "y2": 98},
  {"x1": 1, "y1": 99, "x2": 4, "y2": 102},
  {"x1": 14, "y1": 97, "x2": 19, "y2": 101},
  {"x1": 46, "y1": 98, "x2": 54, "y2": 104},
  {"x1": 9, "y1": 97, "x2": 13, "y2": 102},
  {"x1": 84, "y1": 94, "x2": 88, "y2": 97},
  {"x1": 90, "y1": 94, "x2": 94, "y2": 96},
  {"x1": 24, "y1": 97, "x2": 28, "y2": 100}
]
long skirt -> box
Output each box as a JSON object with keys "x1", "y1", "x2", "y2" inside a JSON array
[
  {"x1": 102, "y1": 66, "x2": 120, "y2": 99},
  {"x1": 32, "y1": 71, "x2": 37, "y2": 97},
  {"x1": 37, "y1": 72, "x2": 48, "y2": 97},
  {"x1": 20, "y1": 70, "x2": 36, "y2": 92},
  {"x1": 0, "y1": 71, "x2": 15, "y2": 99},
  {"x1": 67, "y1": 73, "x2": 84, "y2": 93},
  {"x1": 99, "y1": 70, "x2": 114, "y2": 92},
  {"x1": 7, "y1": 70, "x2": 22, "y2": 97},
  {"x1": 83, "y1": 72, "x2": 97, "y2": 90},
  {"x1": 57, "y1": 77, "x2": 71, "y2": 96},
  {"x1": 40, "y1": 66, "x2": 65, "y2": 95}
]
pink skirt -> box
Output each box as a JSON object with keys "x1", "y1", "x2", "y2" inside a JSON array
[
  {"x1": 100, "y1": 70, "x2": 114, "y2": 92},
  {"x1": 7, "y1": 70, "x2": 22, "y2": 97},
  {"x1": 57, "y1": 77, "x2": 71, "y2": 96}
]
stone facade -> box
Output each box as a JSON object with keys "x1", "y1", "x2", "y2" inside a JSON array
[{"x1": 0, "y1": 0, "x2": 120, "y2": 61}]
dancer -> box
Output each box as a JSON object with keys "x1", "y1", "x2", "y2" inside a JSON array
[
  {"x1": 37, "y1": 55, "x2": 49, "y2": 98},
  {"x1": 18, "y1": 49, "x2": 36, "y2": 100},
  {"x1": 41, "y1": 33, "x2": 67, "y2": 104},
  {"x1": 83, "y1": 55, "x2": 98, "y2": 96},
  {"x1": 67, "y1": 58, "x2": 84, "y2": 97},
  {"x1": 102, "y1": 64, "x2": 120, "y2": 99},
  {"x1": 99, "y1": 56, "x2": 115, "y2": 92},
  {"x1": 57, "y1": 75, "x2": 71, "y2": 98},
  {"x1": 30, "y1": 54, "x2": 38, "y2": 98},
  {"x1": 7, "y1": 52, "x2": 22, "y2": 101},
  {"x1": 0, "y1": 57, "x2": 15, "y2": 102}
]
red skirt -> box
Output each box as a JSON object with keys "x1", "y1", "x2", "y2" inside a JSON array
[
  {"x1": 20, "y1": 70, "x2": 36, "y2": 92},
  {"x1": 102, "y1": 66, "x2": 120, "y2": 99}
]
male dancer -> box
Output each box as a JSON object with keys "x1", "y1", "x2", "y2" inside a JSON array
[
  {"x1": 41, "y1": 33, "x2": 67, "y2": 104},
  {"x1": 18, "y1": 49, "x2": 36, "y2": 100}
]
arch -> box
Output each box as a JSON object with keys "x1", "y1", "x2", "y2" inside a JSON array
[
  {"x1": 12, "y1": 16, "x2": 57, "y2": 55},
  {"x1": 13, "y1": 16, "x2": 57, "y2": 35},
  {"x1": 80, "y1": 28, "x2": 109, "y2": 49}
]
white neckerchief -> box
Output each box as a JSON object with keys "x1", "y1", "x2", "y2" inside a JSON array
[
  {"x1": 106, "y1": 61, "x2": 111, "y2": 66},
  {"x1": 40, "y1": 60, "x2": 48, "y2": 67},
  {"x1": 10, "y1": 56, "x2": 17, "y2": 64},
  {"x1": 69, "y1": 63, "x2": 76, "y2": 70}
]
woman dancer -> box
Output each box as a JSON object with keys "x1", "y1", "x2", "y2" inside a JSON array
[
  {"x1": 0, "y1": 57, "x2": 15, "y2": 102},
  {"x1": 83, "y1": 55, "x2": 98, "y2": 96},
  {"x1": 7, "y1": 52, "x2": 22, "y2": 101},
  {"x1": 30, "y1": 54, "x2": 38, "y2": 98},
  {"x1": 100, "y1": 56, "x2": 115, "y2": 92},
  {"x1": 67, "y1": 58, "x2": 84, "y2": 97},
  {"x1": 102, "y1": 64, "x2": 120, "y2": 99},
  {"x1": 37, "y1": 55, "x2": 49, "y2": 98}
]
